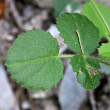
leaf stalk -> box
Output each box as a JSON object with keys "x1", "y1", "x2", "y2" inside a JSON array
[{"x1": 58, "y1": 54, "x2": 75, "y2": 58}]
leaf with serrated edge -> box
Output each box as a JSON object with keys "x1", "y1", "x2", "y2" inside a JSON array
[
  {"x1": 6, "y1": 29, "x2": 63, "y2": 91},
  {"x1": 70, "y1": 55, "x2": 100, "y2": 89},
  {"x1": 82, "y1": 2, "x2": 110, "y2": 37},
  {"x1": 56, "y1": 13, "x2": 100, "y2": 54},
  {"x1": 98, "y1": 42, "x2": 110, "y2": 58}
]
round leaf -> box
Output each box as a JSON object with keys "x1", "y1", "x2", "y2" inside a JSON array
[
  {"x1": 6, "y1": 29, "x2": 63, "y2": 91},
  {"x1": 56, "y1": 13, "x2": 100, "y2": 54}
]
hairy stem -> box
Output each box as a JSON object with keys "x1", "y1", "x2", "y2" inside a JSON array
[
  {"x1": 90, "y1": 55, "x2": 110, "y2": 65},
  {"x1": 58, "y1": 54, "x2": 75, "y2": 58}
]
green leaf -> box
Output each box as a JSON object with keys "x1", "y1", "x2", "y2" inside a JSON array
[
  {"x1": 54, "y1": 0, "x2": 81, "y2": 18},
  {"x1": 56, "y1": 13, "x2": 100, "y2": 54},
  {"x1": 82, "y1": 1, "x2": 110, "y2": 37},
  {"x1": 6, "y1": 29, "x2": 63, "y2": 91},
  {"x1": 98, "y1": 42, "x2": 110, "y2": 58},
  {"x1": 85, "y1": 56, "x2": 101, "y2": 70},
  {"x1": 80, "y1": 0, "x2": 90, "y2": 2},
  {"x1": 70, "y1": 55, "x2": 100, "y2": 89}
]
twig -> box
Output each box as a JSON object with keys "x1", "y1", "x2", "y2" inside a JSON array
[
  {"x1": 88, "y1": 90, "x2": 97, "y2": 110},
  {"x1": 27, "y1": 90, "x2": 35, "y2": 110},
  {"x1": 66, "y1": 93, "x2": 85, "y2": 110},
  {"x1": 108, "y1": 76, "x2": 110, "y2": 95},
  {"x1": 6, "y1": 0, "x2": 24, "y2": 30},
  {"x1": 18, "y1": 87, "x2": 24, "y2": 110},
  {"x1": 13, "y1": 87, "x2": 23, "y2": 110},
  {"x1": 107, "y1": 76, "x2": 110, "y2": 110}
]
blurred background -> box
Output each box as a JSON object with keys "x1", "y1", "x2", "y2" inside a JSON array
[{"x1": 0, "y1": 0, "x2": 110, "y2": 110}]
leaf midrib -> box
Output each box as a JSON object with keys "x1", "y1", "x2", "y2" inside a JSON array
[
  {"x1": 82, "y1": 56, "x2": 98, "y2": 88},
  {"x1": 71, "y1": 13, "x2": 83, "y2": 54},
  {"x1": 9, "y1": 55, "x2": 58, "y2": 64},
  {"x1": 90, "y1": 0, "x2": 110, "y2": 34}
]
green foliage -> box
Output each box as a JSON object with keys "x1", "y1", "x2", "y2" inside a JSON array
[
  {"x1": 6, "y1": 29, "x2": 63, "y2": 91},
  {"x1": 54, "y1": 0, "x2": 81, "y2": 17},
  {"x1": 80, "y1": 0, "x2": 90, "y2": 2},
  {"x1": 5, "y1": 0, "x2": 110, "y2": 91},
  {"x1": 98, "y1": 42, "x2": 110, "y2": 58},
  {"x1": 98, "y1": 45, "x2": 110, "y2": 75},
  {"x1": 56, "y1": 13, "x2": 100, "y2": 54},
  {"x1": 82, "y1": 1, "x2": 110, "y2": 37},
  {"x1": 70, "y1": 55, "x2": 100, "y2": 89}
]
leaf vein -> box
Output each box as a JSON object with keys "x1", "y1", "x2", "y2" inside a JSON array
[
  {"x1": 90, "y1": 0, "x2": 110, "y2": 34},
  {"x1": 10, "y1": 55, "x2": 58, "y2": 64},
  {"x1": 76, "y1": 30, "x2": 84, "y2": 54}
]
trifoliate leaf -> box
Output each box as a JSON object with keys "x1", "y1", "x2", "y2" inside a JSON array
[
  {"x1": 98, "y1": 42, "x2": 110, "y2": 58},
  {"x1": 54, "y1": 0, "x2": 81, "y2": 18},
  {"x1": 70, "y1": 55, "x2": 100, "y2": 89},
  {"x1": 82, "y1": 2, "x2": 110, "y2": 37},
  {"x1": 56, "y1": 13, "x2": 100, "y2": 54},
  {"x1": 6, "y1": 29, "x2": 63, "y2": 91}
]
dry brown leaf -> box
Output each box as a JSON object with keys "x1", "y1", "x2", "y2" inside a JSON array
[{"x1": 0, "y1": 0, "x2": 6, "y2": 18}]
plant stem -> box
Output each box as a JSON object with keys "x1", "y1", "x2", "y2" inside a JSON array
[
  {"x1": 58, "y1": 54, "x2": 110, "y2": 65},
  {"x1": 58, "y1": 54, "x2": 75, "y2": 58},
  {"x1": 96, "y1": 57, "x2": 110, "y2": 65},
  {"x1": 90, "y1": 55, "x2": 110, "y2": 65},
  {"x1": 88, "y1": 90, "x2": 97, "y2": 110}
]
